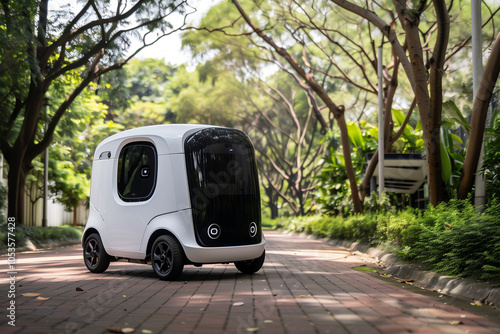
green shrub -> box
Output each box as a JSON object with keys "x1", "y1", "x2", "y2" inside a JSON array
[
  {"x1": 276, "y1": 199, "x2": 500, "y2": 282},
  {"x1": 413, "y1": 200, "x2": 500, "y2": 280},
  {"x1": 0, "y1": 184, "x2": 6, "y2": 224},
  {"x1": 385, "y1": 209, "x2": 422, "y2": 250},
  {"x1": 481, "y1": 110, "x2": 500, "y2": 199},
  {"x1": 0, "y1": 225, "x2": 28, "y2": 249},
  {"x1": 0, "y1": 225, "x2": 82, "y2": 250}
]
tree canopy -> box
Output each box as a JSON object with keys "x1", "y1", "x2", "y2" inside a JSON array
[
  {"x1": 181, "y1": 0, "x2": 500, "y2": 211},
  {"x1": 1, "y1": 0, "x2": 499, "y2": 224},
  {"x1": 0, "y1": 0, "x2": 191, "y2": 224}
]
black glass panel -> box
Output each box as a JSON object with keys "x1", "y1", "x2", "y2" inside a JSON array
[
  {"x1": 185, "y1": 128, "x2": 261, "y2": 247},
  {"x1": 117, "y1": 142, "x2": 157, "y2": 202}
]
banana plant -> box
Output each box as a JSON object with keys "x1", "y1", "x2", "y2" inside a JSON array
[
  {"x1": 441, "y1": 100, "x2": 470, "y2": 198},
  {"x1": 391, "y1": 108, "x2": 425, "y2": 153}
]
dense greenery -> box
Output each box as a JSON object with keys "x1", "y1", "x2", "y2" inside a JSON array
[
  {"x1": 1, "y1": 1, "x2": 499, "y2": 224},
  {"x1": 273, "y1": 199, "x2": 500, "y2": 282},
  {"x1": 481, "y1": 110, "x2": 500, "y2": 199},
  {"x1": 0, "y1": 225, "x2": 82, "y2": 250},
  {"x1": 0, "y1": 0, "x2": 190, "y2": 224}
]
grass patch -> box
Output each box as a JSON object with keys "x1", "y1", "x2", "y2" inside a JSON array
[
  {"x1": 352, "y1": 265, "x2": 378, "y2": 273},
  {"x1": 262, "y1": 216, "x2": 282, "y2": 230}
]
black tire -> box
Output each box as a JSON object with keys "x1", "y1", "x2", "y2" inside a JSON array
[
  {"x1": 234, "y1": 250, "x2": 265, "y2": 274},
  {"x1": 151, "y1": 235, "x2": 184, "y2": 280},
  {"x1": 83, "y1": 233, "x2": 111, "y2": 273}
]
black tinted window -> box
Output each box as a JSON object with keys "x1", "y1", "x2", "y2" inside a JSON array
[
  {"x1": 185, "y1": 128, "x2": 261, "y2": 247},
  {"x1": 117, "y1": 142, "x2": 157, "y2": 202}
]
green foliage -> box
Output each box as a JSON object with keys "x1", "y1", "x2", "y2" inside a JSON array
[
  {"x1": 49, "y1": 160, "x2": 90, "y2": 211},
  {"x1": 181, "y1": 1, "x2": 265, "y2": 76},
  {"x1": 412, "y1": 200, "x2": 500, "y2": 280},
  {"x1": 0, "y1": 184, "x2": 6, "y2": 223},
  {"x1": 442, "y1": 101, "x2": 471, "y2": 134},
  {"x1": 391, "y1": 108, "x2": 424, "y2": 153},
  {"x1": 481, "y1": 109, "x2": 500, "y2": 199},
  {"x1": 315, "y1": 115, "x2": 417, "y2": 216},
  {"x1": 0, "y1": 0, "x2": 38, "y2": 114},
  {"x1": 0, "y1": 225, "x2": 82, "y2": 249},
  {"x1": 163, "y1": 65, "x2": 243, "y2": 126},
  {"x1": 438, "y1": 101, "x2": 468, "y2": 197},
  {"x1": 277, "y1": 199, "x2": 500, "y2": 281},
  {"x1": 315, "y1": 122, "x2": 377, "y2": 216},
  {"x1": 1, "y1": 0, "x2": 190, "y2": 223},
  {"x1": 363, "y1": 191, "x2": 395, "y2": 214}
]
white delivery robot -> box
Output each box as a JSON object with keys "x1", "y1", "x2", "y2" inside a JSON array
[{"x1": 82, "y1": 124, "x2": 265, "y2": 280}]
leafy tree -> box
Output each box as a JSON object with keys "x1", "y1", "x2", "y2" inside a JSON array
[
  {"x1": 95, "y1": 67, "x2": 131, "y2": 120},
  {"x1": 19, "y1": 82, "x2": 122, "y2": 226},
  {"x1": 457, "y1": 31, "x2": 500, "y2": 199},
  {"x1": 316, "y1": 113, "x2": 418, "y2": 215},
  {"x1": 229, "y1": 0, "x2": 500, "y2": 208},
  {"x1": 0, "y1": 0, "x2": 190, "y2": 224},
  {"x1": 95, "y1": 58, "x2": 178, "y2": 126},
  {"x1": 126, "y1": 58, "x2": 176, "y2": 102},
  {"x1": 243, "y1": 75, "x2": 326, "y2": 216},
  {"x1": 48, "y1": 88, "x2": 122, "y2": 226},
  {"x1": 164, "y1": 65, "x2": 243, "y2": 126},
  {"x1": 49, "y1": 159, "x2": 89, "y2": 226}
]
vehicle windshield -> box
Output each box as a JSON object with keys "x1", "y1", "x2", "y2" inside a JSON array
[{"x1": 184, "y1": 128, "x2": 261, "y2": 247}]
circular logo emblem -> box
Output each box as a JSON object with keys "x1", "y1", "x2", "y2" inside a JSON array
[
  {"x1": 208, "y1": 224, "x2": 221, "y2": 239},
  {"x1": 249, "y1": 222, "x2": 257, "y2": 237}
]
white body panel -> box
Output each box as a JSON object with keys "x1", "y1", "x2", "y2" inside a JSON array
[
  {"x1": 83, "y1": 124, "x2": 265, "y2": 264},
  {"x1": 139, "y1": 209, "x2": 265, "y2": 263}
]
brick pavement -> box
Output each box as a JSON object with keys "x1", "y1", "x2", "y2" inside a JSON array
[{"x1": 1, "y1": 231, "x2": 500, "y2": 334}]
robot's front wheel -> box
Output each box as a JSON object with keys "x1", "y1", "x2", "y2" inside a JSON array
[
  {"x1": 151, "y1": 235, "x2": 184, "y2": 280},
  {"x1": 234, "y1": 250, "x2": 265, "y2": 274}
]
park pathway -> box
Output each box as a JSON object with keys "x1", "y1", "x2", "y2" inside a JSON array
[{"x1": 1, "y1": 230, "x2": 500, "y2": 333}]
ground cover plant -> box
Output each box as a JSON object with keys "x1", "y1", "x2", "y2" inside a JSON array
[
  {"x1": 273, "y1": 199, "x2": 500, "y2": 282},
  {"x1": 0, "y1": 225, "x2": 82, "y2": 250}
]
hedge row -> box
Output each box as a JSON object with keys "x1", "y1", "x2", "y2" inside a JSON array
[
  {"x1": 274, "y1": 199, "x2": 500, "y2": 282},
  {"x1": 0, "y1": 225, "x2": 83, "y2": 250}
]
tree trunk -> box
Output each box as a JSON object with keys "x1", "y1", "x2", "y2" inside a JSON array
[
  {"x1": 397, "y1": 5, "x2": 444, "y2": 206},
  {"x1": 383, "y1": 53, "x2": 400, "y2": 152},
  {"x1": 6, "y1": 94, "x2": 45, "y2": 224},
  {"x1": 335, "y1": 110, "x2": 364, "y2": 213},
  {"x1": 458, "y1": 32, "x2": 500, "y2": 199},
  {"x1": 73, "y1": 205, "x2": 78, "y2": 227},
  {"x1": 6, "y1": 160, "x2": 21, "y2": 223},
  {"x1": 270, "y1": 202, "x2": 279, "y2": 219},
  {"x1": 6, "y1": 150, "x2": 29, "y2": 225},
  {"x1": 428, "y1": 0, "x2": 450, "y2": 203}
]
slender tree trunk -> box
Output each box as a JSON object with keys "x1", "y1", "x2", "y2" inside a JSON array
[
  {"x1": 383, "y1": 53, "x2": 400, "y2": 152},
  {"x1": 73, "y1": 205, "x2": 78, "y2": 227},
  {"x1": 269, "y1": 190, "x2": 279, "y2": 219},
  {"x1": 428, "y1": 0, "x2": 450, "y2": 203},
  {"x1": 335, "y1": 110, "x2": 363, "y2": 212}
]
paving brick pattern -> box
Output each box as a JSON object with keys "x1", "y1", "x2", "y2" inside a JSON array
[{"x1": 1, "y1": 231, "x2": 500, "y2": 334}]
